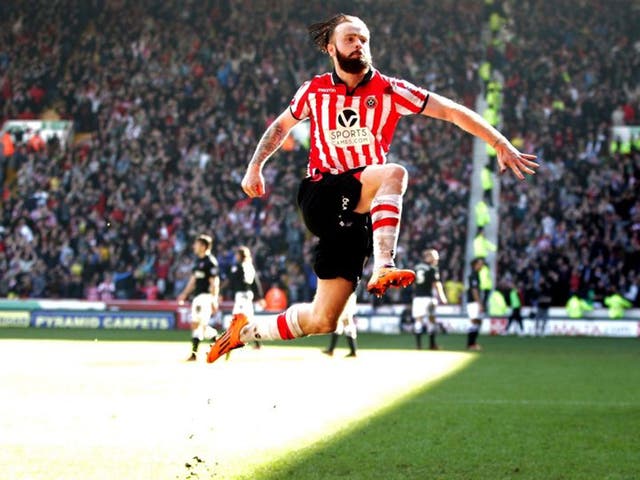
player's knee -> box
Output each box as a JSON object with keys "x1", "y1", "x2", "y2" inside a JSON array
[
  {"x1": 316, "y1": 318, "x2": 339, "y2": 334},
  {"x1": 310, "y1": 311, "x2": 339, "y2": 334},
  {"x1": 383, "y1": 163, "x2": 408, "y2": 184}
]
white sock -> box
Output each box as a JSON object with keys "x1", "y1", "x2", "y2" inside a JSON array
[
  {"x1": 240, "y1": 306, "x2": 305, "y2": 342},
  {"x1": 370, "y1": 194, "x2": 402, "y2": 270}
]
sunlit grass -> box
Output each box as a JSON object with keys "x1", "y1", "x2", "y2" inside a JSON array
[
  {"x1": 1, "y1": 333, "x2": 637, "y2": 479},
  {"x1": 0, "y1": 338, "x2": 473, "y2": 479}
]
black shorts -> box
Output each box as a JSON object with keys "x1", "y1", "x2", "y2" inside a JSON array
[{"x1": 297, "y1": 167, "x2": 372, "y2": 286}]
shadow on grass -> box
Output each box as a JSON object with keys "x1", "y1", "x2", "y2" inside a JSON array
[{"x1": 248, "y1": 337, "x2": 640, "y2": 480}]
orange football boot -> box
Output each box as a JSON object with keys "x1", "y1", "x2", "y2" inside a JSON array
[
  {"x1": 367, "y1": 266, "x2": 416, "y2": 297},
  {"x1": 206, "y1": 314, "x2": 249, "y2": 363}
]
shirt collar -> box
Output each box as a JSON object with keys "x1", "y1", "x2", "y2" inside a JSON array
[{"x1": 331, "y1": 68, "x2": 375, "y2": 89}]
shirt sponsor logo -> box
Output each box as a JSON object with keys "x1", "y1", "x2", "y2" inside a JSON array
[
  {"x1": 338, "y1": 109, "x2": 359, "y2": 128},
  {"x1": 327, "y1": 108, "x2": 373, "y2": 147}
]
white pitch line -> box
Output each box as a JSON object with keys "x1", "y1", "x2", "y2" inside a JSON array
[{"x1": 407, "y1": 397, "x2": 640, "y2": 408}]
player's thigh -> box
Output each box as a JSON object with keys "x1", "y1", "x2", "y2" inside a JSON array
[
  {"x1": 355, "y1": 163, "x2": 408, "y2": 213},
  {"x1": 467, "y1": 301, "x2": 480, "y2": 321},
  {"x1": 412, "y1": 297, "x2": 429, "y2": 319},
  {"x1": 192, "y1": 293, "x2": 213, "y2": 322}
]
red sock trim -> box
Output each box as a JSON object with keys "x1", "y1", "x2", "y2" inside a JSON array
[
  {"x1": 276, "y1": 313, "x2": 295, "y2": 340},
  {"x1": 372, "y1": 217, "x2": 399, "y2": 230},
  {"x1": 371, "y1": 204, "x2": 400, "y2": 215}
]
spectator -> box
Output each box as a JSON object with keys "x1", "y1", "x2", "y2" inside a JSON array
[
  {"x1": 504, "y1": 279, "x2": 524, "y2": 336},
  {"x1": 139, "y1": 275, "x2": 160, "y2": 300},
  {"x1": 481, "y1": 162, "x2": 494, "y2": 207},
  {"x1": 603, "y1": 289, "x2": 633, "y2": 319},
  {"x1": 473, "y1": 226, "x2": 497, "y2": 260},
  {"x1": 96, "y1": 273, "x2": 116, "y2": 301}
]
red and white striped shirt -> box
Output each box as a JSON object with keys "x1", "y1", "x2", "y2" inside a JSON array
[{"x1": 289, "y1": 68, "x2": 430, "y2": 175}]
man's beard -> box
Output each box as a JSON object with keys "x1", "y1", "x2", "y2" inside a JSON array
[{"x1": 335, "y1": 47, "x2": 371, "y2": 74}]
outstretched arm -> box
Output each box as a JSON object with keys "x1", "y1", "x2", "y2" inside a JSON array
[
  {"x1": 241, "y1": 108, "x2": 301, "y2": 197},
  {"x1": 422, "y1": 92, "x2": 539, "y2": 180}
]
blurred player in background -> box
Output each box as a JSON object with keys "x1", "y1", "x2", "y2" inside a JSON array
[
  {"x1": 411, "y1": 249, "x2": 447, "y2": 350},
  {"x1": 534, "y1": 275, "x2": 553, "y2": 336},
  {"x1": 322, "y1": 292, "x2": 358, "y2": 357},
  {"x1": 466, "y1": 257, "x2": 484, "y2": 351},
  {"x1": 207, "y1": 13, "x2": 537, "y2": 364},
  {"x1": 228, "y1": 246, "x2": 264, "y2": 349},
  {"x1": 177, "y1": 235, "x2": 220, "y2": 361},
  {"x1": 504, "y1": 279, "x2": 524, "y2": 335}
]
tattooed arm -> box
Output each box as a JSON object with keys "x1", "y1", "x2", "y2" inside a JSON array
[{"x1": 241, "y1": 109, "x2": 300, "y2": 198}]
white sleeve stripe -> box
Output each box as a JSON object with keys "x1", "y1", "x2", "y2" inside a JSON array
[
  {"x1": 291, "y1": 81, "x2": 311, "y2": 119},
  {"x1": 394, "y1": 80, "x2": 429, "y2": 111}
]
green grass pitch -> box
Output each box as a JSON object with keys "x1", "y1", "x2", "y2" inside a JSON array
[{"x1": 0, "y1": 328, "x2": 638, "y2": 479}]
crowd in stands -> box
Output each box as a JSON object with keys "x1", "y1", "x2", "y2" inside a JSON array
[
  {"x1": 488, "y1": 1, "x2": 640, "y2": 308},
  {"x1": 0, "y1": 0, "x2": 638, "y2": 309}
]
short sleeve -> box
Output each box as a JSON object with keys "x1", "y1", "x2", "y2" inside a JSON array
[
  {"x1": 289, "y1": 80, "x2": 312, "y2": 120},
  {"x1": 390, "y1": 77, "x2": 430, "y2": 116}
]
